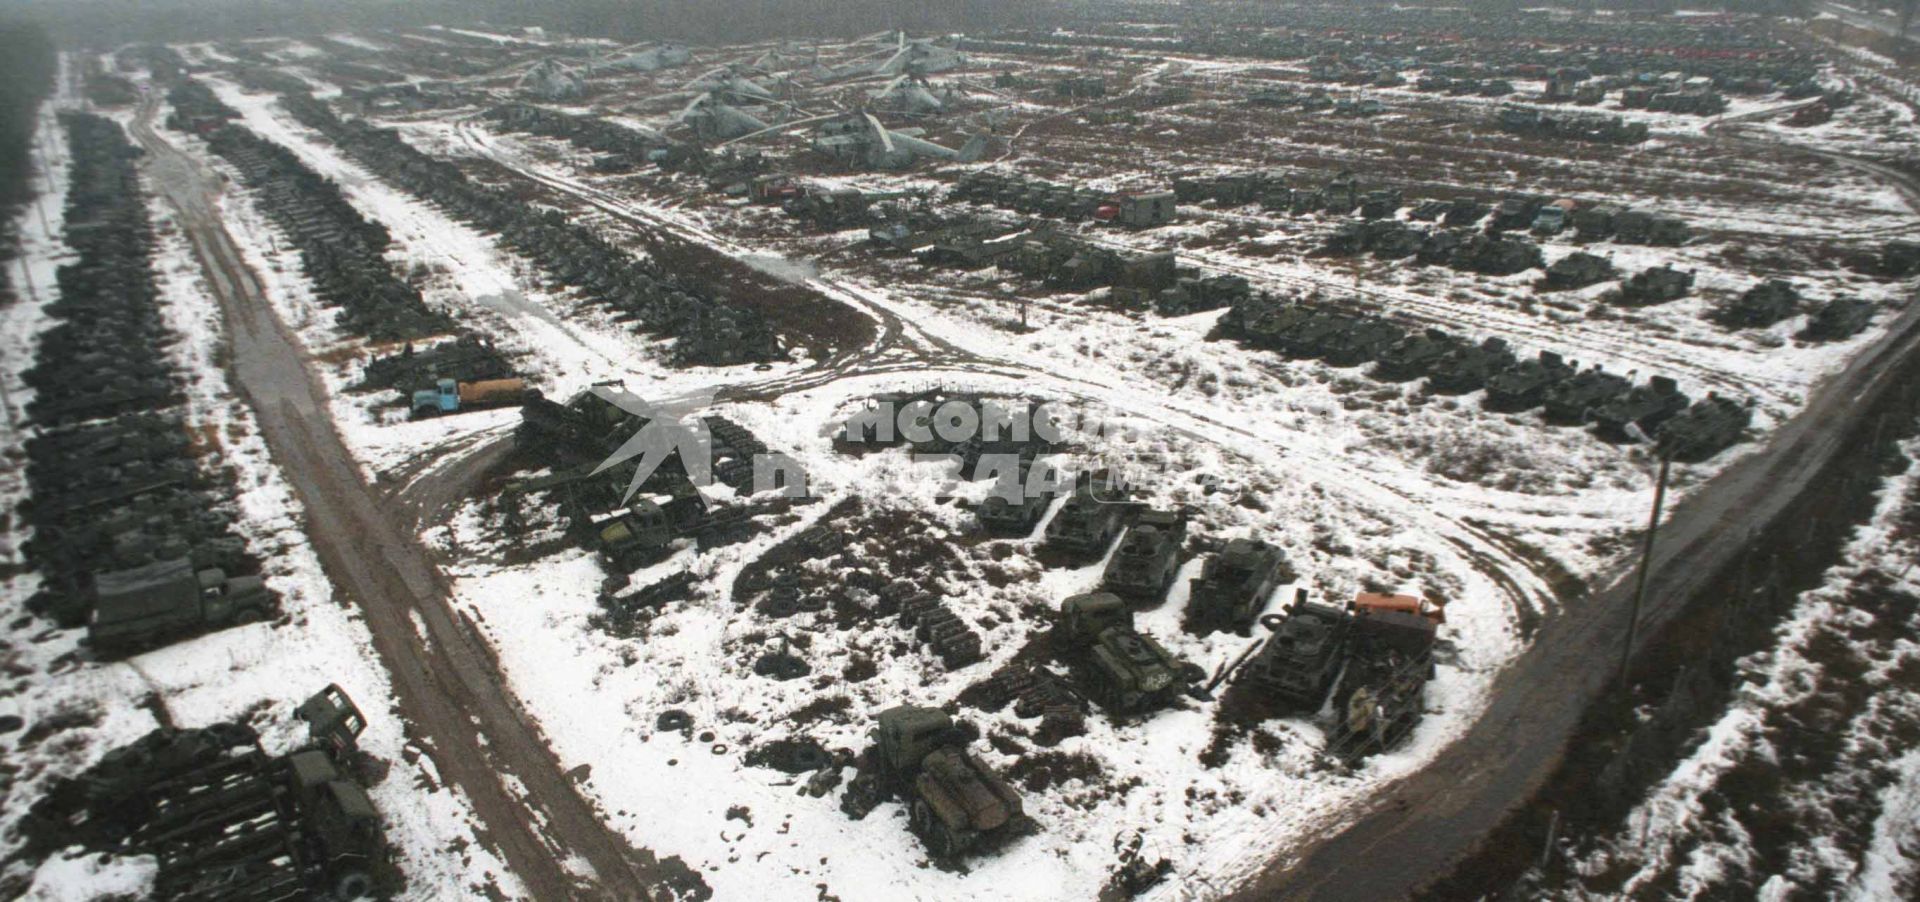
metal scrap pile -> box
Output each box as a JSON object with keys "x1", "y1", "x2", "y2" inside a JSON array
[{"x1": 20, "y1": 687, "x2": 392, "y2": 901}]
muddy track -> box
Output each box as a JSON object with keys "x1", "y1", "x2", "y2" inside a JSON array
[
  {"x1": 130, "y1": 98, "x2": 700, "y2": 902},
  {"x1": 1224, "y1": 117, "x2": 1920, "y2": 901}
]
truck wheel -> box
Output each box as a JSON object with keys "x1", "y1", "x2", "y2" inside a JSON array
[
  {"x1": 232, "y1": 608, "x2": 266, "y2": 625},
  {"x1": 333, "y1": 870, "x2": 373, "y2": 900}
]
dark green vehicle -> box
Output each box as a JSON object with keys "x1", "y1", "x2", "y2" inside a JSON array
[{"x1": 88, "y1": 557, "x2": 275, "y2": 654}]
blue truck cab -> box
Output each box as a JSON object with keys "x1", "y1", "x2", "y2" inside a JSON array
[{"x1": 411, "y1": 378, "x2": 459, "y2": 418}]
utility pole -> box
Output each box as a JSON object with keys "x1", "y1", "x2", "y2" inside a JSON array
[{"x1": 1620, "y1": 454, "x2": 1672, "y2": 688}]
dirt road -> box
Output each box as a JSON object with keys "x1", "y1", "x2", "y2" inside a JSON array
[{"x1": 130, "y1": 98, "x2": 700, "y2": 901}]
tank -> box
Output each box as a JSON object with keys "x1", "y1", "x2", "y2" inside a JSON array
[
  {"x1": 1100, "y1": 510, "x2": 1188, "y2": 602},
  {"x1": 1185, "y1": 538, "x2": 1287, "y2": 634},
  {"x1": 1452, "y1": 234, "x2": 1543, "y2": 275},
  {"x1": 1371, "y1": 328, "x2": 1462, "y2": 382},
  {"x1": 1591, "y1": 375, "x2": 1690, "y2": 442},
  {"x1": 1716, "y1": 279, "x2": 1800, "y2": 328},
  {"x1": 1612, "y1": 265, "x2": 1693, "y2": 306},
  {"x1": 1084, "y1": 627, "x2": 1198, "y2": 714},
  {"x1": 1240, "y1": 594, "x2": 1353, "y2": 713},
  {"x1": 1542, "y1": 365, "x2": 1631, "y2": 425},
  {"x1": 1417, "y1": 229, "x2": 1468, "y2": 265},
  {"x1": 1798, "y1": 298, "x2": 1875, "y2": 342},
  {"x1": 1318, "y1": 317, "x2": 1407, "y2": 367},
  {"x1": 1483, "y1": 351, "x2": 1575, "y2": 412},
  {"x1": 1544, "y1": 252, "x2": 1615, "y2": 289},
  {"x1": 1427, "y1": 338, "x2": 1515, "y2": 394},
  {"x1": 1276, "y1": 312, "x2": 1357, "y2": 358},
  {"x1": 1441, "y1": 197, "x2": 1488, "y2": 228},
  {"x1": 1240, "y1": 303, "x2": 1320, "y2": 348},
  {"x1": 1656, "y1": 394, "x2": 1752, "y2": 462}
]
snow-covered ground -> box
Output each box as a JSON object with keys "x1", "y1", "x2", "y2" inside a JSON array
[{"x1": 22, "y1": 17, "x2": 1916, "y2": 898}]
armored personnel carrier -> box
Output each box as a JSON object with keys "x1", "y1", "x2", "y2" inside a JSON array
[
  {"x1": 1186, "y1": 539, "x2": 1287, "y2": 636},
  {"x1": 1427, "y1": 338, "x2": 1515, "y2": 394},
  {"x1": 1656, "y1": 394, "x2": 1752, "y2": 462},
  {"x1": 1483, "y1": 351, "x2": 1575, "y2": 412},
  {"x1": 1239, "y1": 592, "x2": 1353, "y2": 713},
  {"x1": 1318, "y1": 317, "x2": 1407, "y2": 367},
  {"x1": 87, "y1": 557, "x2": 276, "y2": 654},
  {"x1": 1544, "y1": 252, "x2": 1615, "y2": 290},
  {"x1": 1610, "y1": 265, "x2": 1694, "y2": 306},
  {"x1": 1716, "y1": 279, "x2": 1800, "y2": 328},
  {"x1": 1056, "y1": 592, "x2": 1203, "y2": 715},
  {"x1": 1372, "y1": 329, "x2": 1462, "y2": 382},
  {"x1": 842, "y1": 706, "x2": 1027, "y2": 859},
  {"x1": 1542, "y1": 365, "x2": 1631, "y2": 425},
  {"x1": 1101, "y1": 509, "x2": 1188, "y2": 602},
  {"x1": 1592, "y1": 375, "x2": 1690, "y2": 442},
  {"x1": 1799, "y1": 298, "x2": 1875, "y2": 342}
]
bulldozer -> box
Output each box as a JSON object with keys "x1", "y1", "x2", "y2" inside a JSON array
[
  {"x1": 1325, "y1": 593, "x2": 1442, "y2": 762},
  {"x1": 1055, "y1": 592, "x2": 1203, "y2": 715},
  {"x1": 842, "y1": 706, "x2": 1028, "y2": 859},
  {"x1": 1185, "y1": 538, "x2": 1287, "y2": 635}
]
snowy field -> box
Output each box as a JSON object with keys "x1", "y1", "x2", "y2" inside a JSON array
[{"x1": 7, "y1": 16, "x2": 1919, "y2": 901}]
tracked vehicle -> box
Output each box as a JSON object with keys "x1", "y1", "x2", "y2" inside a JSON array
[
  {"x1": 1186, "y1": 539, "x2": 1287, "y2": 635},
  {"x1": 1057, "y1": 592, "x2": 1203, "y2": 715},
  {"x1": 1100, "y1": 509, "x2": 1187, "y2": 602},
  {"x1": 842, "y1": 706, "x2": 1028, "y2": 859},
  {"x1": 1240, "y1": 591, "x2": 1353, "y2": 713}
]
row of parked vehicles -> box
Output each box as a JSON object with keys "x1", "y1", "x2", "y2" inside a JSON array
[
  {"x1": 1221, "y1": 294, "x2": 1753, "y2": 462},
  {"x1": 22, "y1": 113, "x2": 277, "y2": 654}
]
